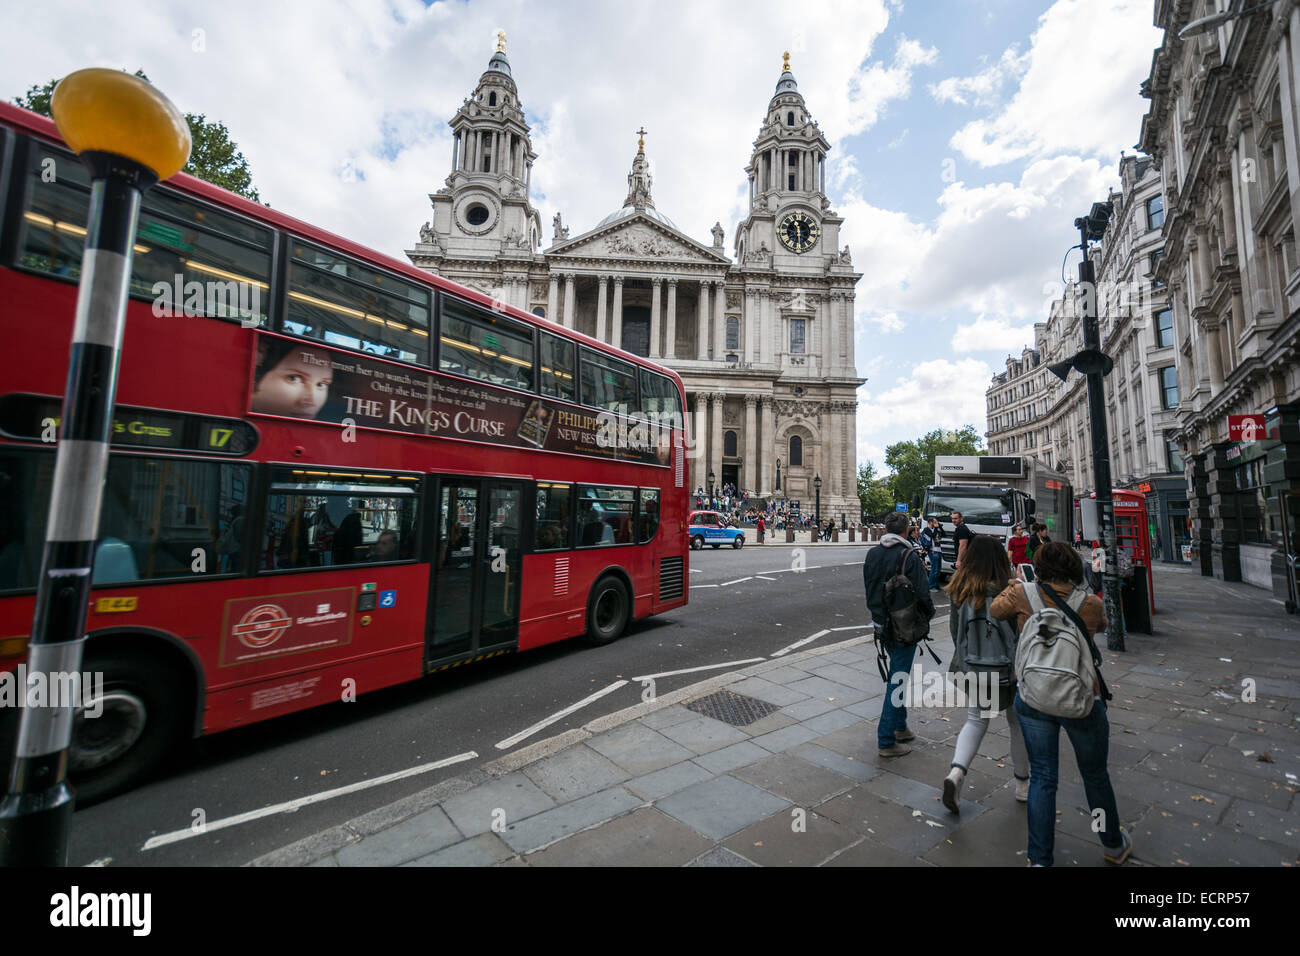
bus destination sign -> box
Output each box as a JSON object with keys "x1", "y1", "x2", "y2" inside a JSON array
[{"x1": 0, "y1": 393, "x2": 259, "y2": 456}]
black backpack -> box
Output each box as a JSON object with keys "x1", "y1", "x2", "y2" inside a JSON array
[{"x1": 875, "y1": 548, "x2": 940, "y2": 679}]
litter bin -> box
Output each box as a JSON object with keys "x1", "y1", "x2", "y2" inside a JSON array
[
  {"x1": 786, "y1": 528, "x2": 795, "y2": 543},
  {"x1": 1121, "y1": 564, "x2": 1153, "y2": 634}
]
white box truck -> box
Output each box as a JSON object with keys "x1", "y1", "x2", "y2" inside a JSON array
[{"x1": 921, "y1": 455, "x2": 1073, "y2": 576}]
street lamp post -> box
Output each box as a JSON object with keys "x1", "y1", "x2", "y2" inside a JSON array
[
  {"x1": 814, "y1": 474, "x2": 822, "y2": 536},
  {"x1": 0, "y1": 69, "x2": 191, "y2": 866},
  {"x1": 708, "y1": 469, "x2": 716, "y2": 509},
  {"x1": 1178, "y1": 0, "x2": 1281, "y2": 39},
  {"x1": 1049, "y1": 201, "x2": 1126, "y2": 652},
  {"x1": 775, "y1": 457, "x2": 781, "y2": 494}
]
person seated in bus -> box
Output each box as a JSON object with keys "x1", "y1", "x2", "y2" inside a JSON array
[
  {"x1": 332, "y1": 509, "x2": 366, "y2": 565},
  {"x1": 579, "y1": 501, "x2": 604, "y2": 547},
  {"x1": 369, "y1": 529, "x2": 398, "y2": 562}
]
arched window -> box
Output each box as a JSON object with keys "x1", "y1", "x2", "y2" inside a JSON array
[
  {"x1": 787, "y1": 111, "x2": 795, "y2": 126},
  {"x1": 725, "y1": 316, "x2": 739, "y2": 351},
  {"x1": 489, "y1": 92, "x2": 497, "y2": 107},
  {"x1": 724, "y1": 431, "x2": 738, "y2": 457},
  {"x1": 789, "y1": 435, "x2": 803, "y2": 466},
  {"x1": 532, "y1": 307, "x2": 546, "y2": 318}
]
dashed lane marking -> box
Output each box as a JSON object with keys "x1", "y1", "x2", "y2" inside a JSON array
[
  {"x1": 720, "y1": 576, "x2": 753, "y2": 586},
  {"x1": 494, "y1": 680, "x2": 628, "y2": 750},
  {"x1": 141, "y1": 750, "x2": 479, "y2": 851}
]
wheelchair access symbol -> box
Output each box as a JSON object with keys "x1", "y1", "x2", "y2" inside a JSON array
[{"x1": 379, "y1": 590, "x2": 397, "y2": 608}]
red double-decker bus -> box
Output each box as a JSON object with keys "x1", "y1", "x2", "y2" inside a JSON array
[{"x1": 0, "y1": 102, "x2": 689, "y2": 801}]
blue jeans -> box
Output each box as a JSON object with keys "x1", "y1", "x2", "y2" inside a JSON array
[
  {"x1": 878, "y1": 640, "x2": 918, "y2": 748},
  {"x1": 928, "y1": 551, "x2": 942, "y2": 589},
  {"x1": 1014, "y1": 694, "x2": 1123, "y2": 866}
]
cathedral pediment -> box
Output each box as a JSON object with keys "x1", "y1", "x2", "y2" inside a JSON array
[{"x1": 547, "y1": 215, "x2": 729, "y2": 264}]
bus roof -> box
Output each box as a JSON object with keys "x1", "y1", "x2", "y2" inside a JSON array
[{"x1": 0, "y1": 100, "x2": 685, "y2": 394}]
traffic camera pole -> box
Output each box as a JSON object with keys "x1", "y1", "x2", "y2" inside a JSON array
[
  {"x1": 1076, "y1": 225, "x2": 1126, "y2": 653},
  {"x1": 0, "y1": 70, "x2": 190, "y2": 866}
]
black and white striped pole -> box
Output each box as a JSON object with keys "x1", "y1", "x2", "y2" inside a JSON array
[{"x1": 0, "y1": 69, "x2": 189, "y2": 866}]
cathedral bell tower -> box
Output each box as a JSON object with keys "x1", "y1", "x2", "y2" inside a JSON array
[
  {"x1": 409, "y1": 32, "x2": 542, "y2": 288},
  {"x1": 735, "y1": 53, "x2": 843, "y2": 270}
]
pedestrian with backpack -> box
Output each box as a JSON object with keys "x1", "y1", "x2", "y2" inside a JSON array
[
  {"x1": 942, "y1": 534, "x2": 1029, "y2": 812},
  {"x1": 990, "y1": 541, "x2": 1131, "y2": 867},
  {"x1": 862, "y1": 511, "x2": 936, "y2": 757}
]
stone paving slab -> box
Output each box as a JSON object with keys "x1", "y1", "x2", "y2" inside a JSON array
[
  {"x1": 731, "y1": 753, "x2": 858, "y2": 807},
  {"x1": 523, "y1": 807, "x2": 712, "y2": 867},
  {"x1": 335, "y1": 807, "x2": 461, "y2": 867},
  {"x1": 655, "y1": 774, "x2": 791, "y2": 841},
  {"x1": 440, "y1": 772, "x2": 556, "y2": 838},
  {"x1": 585, "y1": 722, "x2": 696, "y2": 777},
  {"x1": 523, "y1": 745, "x2": 632, "y2": 802},
  {"x1": 498, "y1": 786, "x2": 643, "y2": 855},
  {"x1": 656, "y1": 713, "x2": 752, "y2": 754},
  {"x1": 721, "y1": 810, "x2": 861, "y2": 866}
]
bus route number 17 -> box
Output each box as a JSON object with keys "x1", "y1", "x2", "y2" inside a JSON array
[{"x1": 207, "y1": 427, "x2": 233, "y2": 449}]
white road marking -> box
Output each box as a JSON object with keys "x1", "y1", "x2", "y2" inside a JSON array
[
  {"x1": 692, "y1": 583, "x2": 719, "y2": 588},
  {"x1": 771, "y1": 628, "x2": 831, "y2": 657},
  {"x1": 494, "y1": 680, "x2": 628, "y2": 750},
  {"x1": 720, "y1": 576, "x2": 753, "y2": 586},
  {"x1": 689, "y1": 568, "x2": 703, "y2": 574},
  {"x1": 831, "y1": 625, "x2": 871, "y2": 632},
  {"x1": 632, "y1": 658, "x2": 767, "y2": 681},
  {"x1": 755, "y1": 575, "x2": 777, "y2": 581},
  {"x1": 140, "y1": 750, "x2": 479, "y2": 851}
]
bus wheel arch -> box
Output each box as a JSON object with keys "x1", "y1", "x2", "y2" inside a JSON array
[
  {"x1": 71, "y1": 628, "x2": 204, "y2": 805},
  {"x1": 585, "y1": 569, "x2": 633, "y2": 646}
]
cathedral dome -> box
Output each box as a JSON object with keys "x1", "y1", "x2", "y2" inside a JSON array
[{"x1": 597, "y1": 129, "x2": 678, "y2": 231}]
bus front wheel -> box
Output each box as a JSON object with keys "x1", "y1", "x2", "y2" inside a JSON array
[
  {"x1": 586, "y1": 576, "x2": 631, "y2": 646},
  {"x1": 68, "y1": 651, "x2": 190, "y2": 805}
]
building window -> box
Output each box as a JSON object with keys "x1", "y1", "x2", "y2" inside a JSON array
[
  {"x1": 1166, "y1": 439, "x2": 1183, "y2": 474},
  {"x1": 1146, "y1": 195, "x2": 1164, "y2": 231},
  {"x1": 1154, "y1": 308, "x2": 1174, "y2": 348},
  {"x1": 1160, "y1": 366, "x2": 1179, "y2": 408},
  {"x1": 724, "y1": 430, "x2": 738, "y2": 457},
  {"x1": 532, "y1": 306, "x2": 546, "y2": 318},
  {"x1": 489, "y1": 92, "x2": 497, "y2": 107},
  {"x1": 725, "y1": 316, "x2": 739, "y2": 351},
  {"x1": 789, "y1": 435, "x2": 803, "y2": 466},
  {"x1": 787, "y1": 111, "x2": 795, "y2": 126},
  {"x1": 790, "y1": 318, "x2": 805, "y2": 354}
]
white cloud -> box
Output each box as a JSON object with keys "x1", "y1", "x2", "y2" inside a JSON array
[
  {"x1": 842, "y1": 35, "x2": 940, "y2": 135},
  {"x1": 858, "y1": 357, "x2": 994, "y2": 434},
  {"x1": 865, "y1": 311, "x2": 905, "y2": 333},
  {"x1": 947, "y1": 0, "x2": 1161, "y2": 166},
  {"x1": 841, "y1": 153, "x2": 1116, "y2": 325},
  {"x1": 950, "y1": 315, "x2": 1038, "y2": 353},
  {"x1": 929, "y1": 45, "x2": 1030, "y2": 108}
]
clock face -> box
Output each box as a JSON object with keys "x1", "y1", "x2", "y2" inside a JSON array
[{"x1": 778, "y1": 212, "x2": 820, "y2": 253}]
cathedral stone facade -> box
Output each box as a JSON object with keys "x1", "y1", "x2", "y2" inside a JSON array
[{"x1": 407, "y1": 40, "x2": 864, "y2": 520}]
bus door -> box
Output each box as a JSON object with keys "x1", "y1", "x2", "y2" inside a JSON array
[{"x1": 428, "y1": 476, "x2": 524, "y2": 663}]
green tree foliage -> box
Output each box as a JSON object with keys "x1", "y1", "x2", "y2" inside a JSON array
[
  {"x1": 16, "y1": 72, "x2": 261, "y2": 202},
  {"x1": 885, "y1": 425, "x2": 984, "y2": 512},
  {"x1": 857, "y1": 461, "x2": 894, "y2": 518}
]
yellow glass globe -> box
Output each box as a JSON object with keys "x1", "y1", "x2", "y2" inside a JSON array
[{"x1": 50, "y1": 69, "x2": 191, "y2": 180}]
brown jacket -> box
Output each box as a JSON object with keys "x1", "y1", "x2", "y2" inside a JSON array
[{"x1": 989, "y1": 580, "x2": 1107, "y2": 636}]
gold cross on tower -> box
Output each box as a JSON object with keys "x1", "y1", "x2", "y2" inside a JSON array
[
  {"x1": 783, "y1": 50, "x2": 790, "y2": 71},
  {"x1": 636, "y1": 126, "x2": 647, "y2": 150},
  {"x1": 496, "y1": 30, "x2": 506, "y2": 52}
]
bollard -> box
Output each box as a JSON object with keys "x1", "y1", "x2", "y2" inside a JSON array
[
  {"x1": 786, "y1": 528, "x2": 795, "y2": 543},
  {"x1": 833, "y1": 529, "x2": 840, "y2": 543}
]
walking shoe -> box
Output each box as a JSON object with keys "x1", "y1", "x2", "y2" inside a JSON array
[
  {"x1": 942, "y1": 767, "x2": 965, "y2": 813},
  {"x1": 895, "y1": 728, "x2": 915, "y2": 742},
  {"x1": 877, "y1": 744, "x2": 912, "y2": 758},
  {"x1": 1015, "y1": 777, "x2": 1030, "y2": 803},
  {"x1": 1102, "y1": 828, "x2": 1132, "y2": 865}
]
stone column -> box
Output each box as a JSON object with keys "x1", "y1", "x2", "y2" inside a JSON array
[
  {"x1": 713, "y1": 282, "x2": 727, "y2": 358},
  {"x1": 650, "y1": 278, "x2": 662, "y2": 358},
  {"x1": 665, "y1": 279, "x2": 678, "y2": 359},
  {"x1": 563, "y1": 274, "x2": 576, "y2": 328},
  {"x1": 710, "y1": 393, "x2": 724, "y2": 486},
  {"x1": 596, "y1": 275, "x2": 609, "y2": 342},
  {"x1": 744, "y1": 290, "x2": 756, "y2": 364},
  {"x1": 691, "y1": 394, "x2": 708, "y2": 491},
  {"x1": 611, "y1": 276, "x2": 624, "y2": 349},
  {"x1": 451, "y1": 133, "x2": 459, "y2": 171},
  {"x1": 547, "y1": 274, "x2": 559, "y2": 323},
  {"x1": 744, "y1": 395, "x2": 758, "y2": 492},
  {"x1": 823, "y1": 295, "x2": 835, "y2": 376},
  {"x1": 697, "y1": 279, "x2": 710, "y2": 360},
  {"x1": 761, "y1": 290, "x2": 774, "y2": 365},
  {"x1": 761, "y1": 396, "x2": 775, "y2": 493},
  {"x1": 842, "y1": 402, "x2": 854, "y2": 506},
  {"x1": 819, "y1": 402, "x2": 832, "y2": 496}
]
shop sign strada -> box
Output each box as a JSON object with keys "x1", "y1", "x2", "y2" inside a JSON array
[{"x1": 1228, "y1": 414, "x2": 1266, "y2": 443}]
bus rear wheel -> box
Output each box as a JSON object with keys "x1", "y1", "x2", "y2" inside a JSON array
[
  {"x1": 68, "y1": 652, "x2": 190, "y2": 806},
  {"x1": 586, "y1": 576, "x2": 630, "y2": 646}
]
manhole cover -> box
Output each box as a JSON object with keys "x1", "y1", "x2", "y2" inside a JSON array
[{"x1": 685, "y1": 689, "x2": 778, "y2": 727}]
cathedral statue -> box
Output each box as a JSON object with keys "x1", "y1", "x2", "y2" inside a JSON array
[
  {"x1": 419, "y1": 221, "x2": 434, "y2": 244},
  {"x1": 837, "y1": 245, "x2": 852, "y2": 265},
  {"x1": 552, "y1": 212, "x2": 569, "y2": 240},
  {"x1": 711, "y1": 221, "x2": 725, "y2": 249}
]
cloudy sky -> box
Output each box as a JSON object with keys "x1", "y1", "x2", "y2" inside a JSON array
[{"x1": 7, "y1": 0, "x2": 1163, "y2": 472}]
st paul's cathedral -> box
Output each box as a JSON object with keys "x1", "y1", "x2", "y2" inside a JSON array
[{"x1": 406, "y1": 37, "x2": 864, "y2": 520}]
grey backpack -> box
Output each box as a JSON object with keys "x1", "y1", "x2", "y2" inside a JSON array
[{"x1": 1013, "y1": 583, "x2": 1106, "y2": 719}]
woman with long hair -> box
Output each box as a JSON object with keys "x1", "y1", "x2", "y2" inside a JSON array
[{"x1": 942, "y1": 534, "x2": 1029, "y2": 812}]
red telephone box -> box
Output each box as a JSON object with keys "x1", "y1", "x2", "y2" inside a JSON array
[{"x1": 1111, "y1": 490, "x2": 1154, "y2": 613}]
